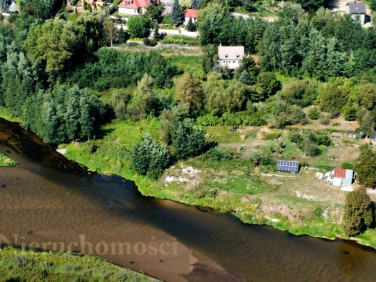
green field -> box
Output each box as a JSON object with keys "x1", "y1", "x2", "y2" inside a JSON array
[{"x1": 0, "y1": 247, "x2": 157, "y2": 281}]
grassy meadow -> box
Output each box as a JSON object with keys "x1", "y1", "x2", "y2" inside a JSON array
[{"x1": 0, "y1": 247, "x2": 157, "y2": 281}]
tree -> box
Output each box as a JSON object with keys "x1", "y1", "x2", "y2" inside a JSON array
[
  {"x1": 19, "y1": 0, "x2": 64, "y2": 19},
  {"x1": 318, "y1": 82, "x2": 348, "y2": 116},
  {"x1": 118, "y1": 27, "x2": 129, "y2": 44},
  {"x1": 191, "y1": 0, "x2": 201, "y2": 9},
  {"x1": 24, "y1": 19, "x2": 80, "y2": 72},
  {"x1": 202, "y1": 44, "x2": 218, "y2": 73},
  {"x1": 127, "y1": 16, "x2": 149, "y2": 38},
  {"x1": 145, "y1": 1, "x2": 165, "y2": 23},
  {"x1": 204, "y1": 74, "x2": 247, "y2": 116},
  {"x1": 127, "y1": 74, "x2": 156, "y2": 120},
  {"x1": 238, "y1": 70, "x2": 252, "y2": 85},
  {"x1": 308, "y1": 107, "x2": 320, "y2": 120},
  {"x1": 197, "y1": 2, "x2": 230, "y2": 45},
  {"x1": 355, "y1": 146, "x2": 376, "y2": 187},
  {"x1": 342, "y1": 103, "x2": 357, "y2": 121},
  {"x1": 256, "y1": 72, "x2": 281, "y2": 100},
  {"x1": 131, "y1": 135, "x2": 171, "y2": 179},
  {"x1": 75, "y1": 14, "x2": 105, "y2": 53},
  {"x1": 295, "y1": 0, "x2": 326, "y2": 12},
  {"x1": 171, "y1": 0, "x2": 184, "y2": 26},
  {"x1": 175, "y1": 72, "x2": 203, "y2": 115},
  {"x1": 103, "y1": 18, "x2": 117, "y2": 47},
  {"x1": 343, "y1": 188, "x2": 373, "y2": 237},
  {"x1": 172, "y1": 119, "x2": 207, "y2": 159},
  {"x1": 179, "y1": 0, "x2": 191, "y2": 8},
  {"x1": 186, "y1": 17, "x2": 196, "y2": 31},
  {"x1": 83, "y1": 0, "x2": 87, "y2": 10}
]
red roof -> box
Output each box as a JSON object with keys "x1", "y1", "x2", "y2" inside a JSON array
[
  {"x1": 118, "y1": 0, "x2": 155, "y2": 9},
  {"x1": 184, "y1": 9, "x2": 199, "y2": 18},
  {"x1": 333, "y1": 168, "x2": 346, "y2": 178}
]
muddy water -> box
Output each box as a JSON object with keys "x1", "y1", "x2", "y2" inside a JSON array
[{"x1": 1, "y1": 118, "x2": 376, "y2": 282}]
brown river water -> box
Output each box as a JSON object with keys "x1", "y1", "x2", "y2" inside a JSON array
[{"x1": 1, "y1": 118, "x2": 376, "y2": 281}]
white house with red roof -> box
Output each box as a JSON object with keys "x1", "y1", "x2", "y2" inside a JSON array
[
  {"x1": 118, "y1": 0, "x2": 156, "y2": 15},
  {"x1": 184, "y1": 9, "x2": 199, "y2": 25}
]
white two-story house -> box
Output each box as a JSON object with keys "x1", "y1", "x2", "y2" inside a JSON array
[{"x1": 218, "y1": 46, "x2": 245, "y2": 69}]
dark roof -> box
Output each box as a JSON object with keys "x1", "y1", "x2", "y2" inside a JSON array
[
  {"x1": 277, "y1": 160, "x2": 299, "y2": 173},
  {"x1": 349, "y1": 2, "x2": 366, "y2": 14}
]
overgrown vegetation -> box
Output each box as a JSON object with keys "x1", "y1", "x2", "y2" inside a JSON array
[
  {"x1": 0, "y1": 247, "x2": 156, "y2": 281},
  {"x1": 0, "y1": 152, "x2": 17, "y2": 167}
]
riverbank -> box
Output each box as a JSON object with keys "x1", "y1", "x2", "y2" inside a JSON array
[
  {"x1": 0, "y1": 247, "x2": 157, "y2": 281},
  {"x1": 57, "y1": 117, "x2": 376, "y2": 250}
]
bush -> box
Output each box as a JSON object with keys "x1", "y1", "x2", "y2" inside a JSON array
[
  {"x1": 342, "y1": 103, "x2": 357, "y2": 121},
  {"x1": 161, "y1": 35, "x2": 200, "y2": 46},
  {"x1": 303, "y1": 141, "x2": 320, "y2": 157},
  {"x1": 127, "y1": 16, "x2": 149, "y2": 38},
  {"x1": 288, "y1": 132, "x2": 303, "y2": 144},
  {"x1": 262, "y1": 131, "x2": 281, "y2": 140},
  {"x1": 172, "y1": 119, "x2": 207, "y2": 159},
  {"x1": 341, "y1": 162, "x2": 354, "y2": 170},
  {"x1": 202, "y1": 147, "x2": 234, "y2": 161},
  {"x1": 131, "y1": 135, "x2": 171, "y2": 178},
  {"x1": 319, "y1": 115, "x2": 330, "y2": 125},
  {"x1": 308, "y1": 107, "x2": 320, "y2": 120}
]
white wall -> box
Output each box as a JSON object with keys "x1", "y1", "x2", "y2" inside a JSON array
[
  {"x1": 218, "y1": 59, "x2": 241, "y2": 69},
  {"x1": 119, "y1": 7, "x2": 139, "y2": 15},
  {"x1": 184, "y1": 17, "x2": 196, "y2": 25}
]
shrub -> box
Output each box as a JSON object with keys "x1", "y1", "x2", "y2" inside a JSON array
[
  {"x1": 262, "y1": 131, "x2": 281, "y2": 140},
  {"x1": 161, "y1": 35, "x2": 200, "y2": 46},
  {"x1": 341, "y1": 162, "x2": 354, "y2": 170},
  {"x1": 308, "y1": 107, "x2": 320, "y2": 120},
  {"x1": 342, "y1": 103, "x2": 357, "y2": 121},
  {"x1": 288, "y1": 132, "x2": 303, "y2": 144},
  {"x1": 127, "y1": 16, "x2": 149, "y2": 38},
  {"x1": 172, "y1": 119, "x2": 207, "y2": 159},
  {"x1": 319, "y1": 115, "x2": 330, "y2": 125},
  {"x1": 131, "y1": 135, "x2": 171, "y2": 178},
  {"x1": 303, "y1": 141, "x2": 320, "y2": 157},
  {"x1": 202, "y1": 147, "x2": 234, "y2": 161}
]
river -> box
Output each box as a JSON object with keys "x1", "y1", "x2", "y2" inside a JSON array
[{"x1": 1, "y1": 118, "x2": 376, "y2": 282}]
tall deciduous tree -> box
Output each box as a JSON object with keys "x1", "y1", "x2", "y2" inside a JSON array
[
  {"x1": 343, "y1": 188, "x2": 373, "y2": 237},
  {"x1": 24, "y1": 19, "x2": 80, "y2": 72},
  {"x1": 175, "y1": 72, "x2": 203, "y2": 115},
  {"x1": 127, "y1": 74, "x2": 156, "y2": 120},
  {"x1": 355, "y1": 146, "x2": 376, "y2": 187},
  {"x1": 103, "y1": 18, "x2": 117, "y2": 47}
]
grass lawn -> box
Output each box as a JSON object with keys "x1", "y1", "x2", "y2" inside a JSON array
[{"x1": 0, "y1": 247, "x2": 156, "y2": 281}]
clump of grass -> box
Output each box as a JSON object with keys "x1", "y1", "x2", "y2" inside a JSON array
[
  {"x1": 0, "y1": 152, "x2": 17, "y2": 167},
  {"x1": 0, "y1": 247, "x2": 157, "y2": 281}
]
